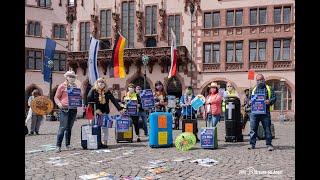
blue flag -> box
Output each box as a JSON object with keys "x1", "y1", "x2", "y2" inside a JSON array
[{"x1": 43, "y1": 38, "x2": 56, "y2": 83}]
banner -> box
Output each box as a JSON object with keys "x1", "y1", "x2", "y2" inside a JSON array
[
  {"x1": 116, "y1": 116, "x2": 131, "y2": 132},
  {"x1": 200, "y1": 128, "x2": 214, "y2": 148},
  {"x1": 67, "y1": 87, "x2": 82, "y2": 108}
]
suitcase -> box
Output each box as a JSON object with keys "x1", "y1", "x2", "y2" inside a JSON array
[
  {"x1": 257, "y1": 123, "x2": 275, "y2": 140},
  {"x1": 200, "y1": 120, "x2": 218, "y2": 149},
  {"x1": 81, "y1": 103, "x2": 102, "y2": 149},
  {"x1": 149, "y1": 111, "x2": 173, "y2": 148},
  {"x1": 182, "y1": 106, "x2": 198, "y2": 136},
  {"x1": 115, "y1": 114, "x2": 133, "y2": 143}
]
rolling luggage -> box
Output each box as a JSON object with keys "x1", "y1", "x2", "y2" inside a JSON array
[
  {"x1": 81, "y1": 103, "x2": 102, "y2": 149},
  {"x1": 200, "y1": 120, "x2": 218, "y2": 149},
  {"x1": 115, "y1": 114, "x2": 133, "y2": 143},
  {"x1": 182, "y1": 106, "x2": 198, "y2": 136},
  {"x1": 224, "y1": 97, "x2": 243, "y2": 142},
  {"x1": 149, "y1": 111, "x2": 173, "y2": 148},
  {"x1": 257, "y1": 123, "x2": 275, "y2": 140}
]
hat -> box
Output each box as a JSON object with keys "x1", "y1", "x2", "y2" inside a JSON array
[
  {"x1": 208, "y1": 82, "x2": 218, "y2": 88},
  {"x1": 64, "y1": 70, "x2": 77, "y2": 78},
  {"x1": 128, "y1": 83, "x2": 135, "y2": 88}
]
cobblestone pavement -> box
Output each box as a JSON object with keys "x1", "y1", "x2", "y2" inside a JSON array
[{"x1": 25, "y1": 118, "x2": 295, "y2": 180}]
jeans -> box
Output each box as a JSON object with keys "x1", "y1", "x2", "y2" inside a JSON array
[
  {"x1": 30, "y1": 115, "x2": 42, "y2": 133},
  {"x1": 138, "y1": 111, "x2": 148, "y2": 135},
  {"x1": 207, "y1": 114, "x2": 221, "y2": 127},
  {"x1": 56, "y1": 109, "x2": 77, "y2": 147},
  {"x1": 249, "y1": 113, "x2": 272, "y2": 146}
]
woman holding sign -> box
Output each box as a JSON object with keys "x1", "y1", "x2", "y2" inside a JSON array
[
  {"x1": 123, "y1": 83, "x2": 143, "y2": 142},
  {"x1": 202, "y1": 82, "x2": 223, "y2": 127},
  {"x1": 87, "y1": 77, "x2": 124, "y2": 147},
  {"x1": 54, "y1": 70, "x2": 81, "y2": 153}
]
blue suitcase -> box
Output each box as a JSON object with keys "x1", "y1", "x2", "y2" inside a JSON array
[{"x1": 149, "y1": 112, "x2": 173, "y2": 148}]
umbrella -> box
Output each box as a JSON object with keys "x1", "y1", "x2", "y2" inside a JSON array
[{"x1": 175, "y1": 132, "x2": 196, "y2": 151}]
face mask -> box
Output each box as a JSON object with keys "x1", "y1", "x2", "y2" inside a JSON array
[
  {"x1": 257, "y1": 80, "x2": 265, "y2": 87},
  {"x1": 210, "y1": 88, "x2": 216, "y2": 94},
  {"x1": 156, "y1": 85, "x2": 162, "y2": 90},
  {"x1": 186, "y1": 90, "x2": 192, "y2": 95},
  {"x1": 98, "y1": 82, "x2": 105, "y2": 89},
  {"x1": 227, "y1": 86, "x2": 233, "y2": 92},
  {"x1": 67, "y1": 77, "x2": 76, "y2": 83},
  {"x1": 136, "y1": 89, "x2": 141, "y2": 94},
  {"x1": 128, "y1": 87, "x2": 134, "y2": 93}
]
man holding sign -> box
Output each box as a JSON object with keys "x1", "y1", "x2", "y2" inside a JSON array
[{"x1": 248, "y1": 74, "x2": 276, "y2": 151}]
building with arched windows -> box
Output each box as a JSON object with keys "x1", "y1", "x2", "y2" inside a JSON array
[{"x1": 25, "y1": 0, "x2": 295, "y2": 120}]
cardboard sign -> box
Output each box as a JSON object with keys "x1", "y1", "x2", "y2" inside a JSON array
[
  {"x1": 185, "y1": 123, "x2": 193, "y2": 133},
  {"x1": 158, "y1": 115, "x2": 167, "y2": 128},
  {"x1": 140, "y1": 89, "x2": 155, "y2": 109},
  {"x1": 67, "y1": 87, "x2": 82, "y2": 108},
  {"x1": 248, "y1": 69, "x2": 255, "y2": 80},
  {"x1": 200, "y1": 128, "x2": 214, "y2": 148},
  {"x1": 251, "y1": 94, "x2": 266, "y2": 114},
  {"x1": 158, "y1": 131, "x2": 168, "y2": 145},
  {"x1": 191, "y1": 95, "x2": 205, "y2": 110},
  {"x1": 126, "y1": 100, "x2": 138, "y2": 116},
  {"x1": 116, "y1": 118, "x2": 130, "y2": 132}
]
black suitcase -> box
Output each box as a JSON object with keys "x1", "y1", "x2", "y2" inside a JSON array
[
  {"x1": 181, "y1": 105, "x2": 198, "y2": 136},
  {"x1": 115, "y1": 114, "x2": 133, "y2": 143},
  {"x1": 81, "y1": 103, "x2": 102, "y2": 149}
]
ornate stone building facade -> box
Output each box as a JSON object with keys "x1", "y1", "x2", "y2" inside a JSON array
[{"x1": 25, "y1": 0, "x2": 295, "y2": 120}]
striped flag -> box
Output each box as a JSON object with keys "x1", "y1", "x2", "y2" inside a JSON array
[
  {"x1": 168, "y1": 28, "x2": 177, "y2": 79},
  {"x1": 110, "y1": 32, "x2": 127, "y2": 78},
  {"x1": 88, "y1": 36, "x2": 100, "y2": 85}
]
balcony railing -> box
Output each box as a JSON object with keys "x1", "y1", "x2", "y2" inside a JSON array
[
  {"x1": 249, "y1": 61, "x2": 268, "y2": 70},
  {"x1": 226, "y1": 62, "x2": 243, "y2": 71},
  {"x1": 203, "y1": 63, "x2": 220, "y2": 72},
  {"x1": 273, "y1": 60, "x2": 294, "y2": 69}
]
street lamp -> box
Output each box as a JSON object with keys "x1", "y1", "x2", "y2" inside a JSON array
[
  {"x1": 142, "y1": 54, "x2": 150, "y2": 90},
  {"x1": 279, "y1": 78, "x2": 286, "y2": 123},
  {"x1": 47, "y1": 59, "x2": 54, "y2": 121},
  {"x1": 189, "y1": 2, "x2": 195, "y2": 87}
]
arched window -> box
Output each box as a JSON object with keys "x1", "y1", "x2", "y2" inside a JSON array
[
  {"x1": 266, "y1": 79, "x2": 292, "y2": 110},
  {"x1": 166, "y1": 77, "x2": 182, "y2": 98}
]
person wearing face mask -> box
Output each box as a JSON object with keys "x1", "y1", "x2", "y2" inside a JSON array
[
  {"x1": 154, "y1": 81, "x2": 168, "y2": 112},
  {"x1": 87, "y1": 77, "x2": 124, "y2": 147},
  {"x1": 124, "y1": 83, "x2": 143, "y2": 142},
  {"x1": 202, "y1": 82, "x2": 223, "y2": 127},
  {"x1": 54, "y1": 70, "x2": 80, "y2": 153},
  {"x1": 222, "y1": 82, "x2": 239, "y2": 114},
  {"x1": 180, "y1": 86, "x2": 199, "y2": 141},
  {"x1": 248, "y1": 74, "x2": 276, "y2": 151},
  {"x1": 135, "y1": 85, "x2": 148, "y2": 136}
]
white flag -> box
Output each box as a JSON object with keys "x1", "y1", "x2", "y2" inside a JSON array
[{"x1": 88, "y1": 36, "x2": 100, "y2": 85}]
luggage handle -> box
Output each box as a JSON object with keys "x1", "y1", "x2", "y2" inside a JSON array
[{"x1": 88, "y1": 102, "x2": 97, "y2": 125}]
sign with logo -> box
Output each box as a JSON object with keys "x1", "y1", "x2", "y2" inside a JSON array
[
  {"x1": 200, "y1": 128, "x2": 214, "y2": 148},
  {"x1": 126, "y1": 100, "x2": 138, "y2": 116},
  {"x1": 251, "y1": 94, "x2": 266, "y2": 114},
  {"x1": 140, "y1": 89, "x2": 155, "y2": 109},
  {"x1": 67, "y1": 87, "x2": 82, "y2": 108},
  {"x1": 191, "y1": 95, "x2": 205, "y2": 111},
  {"x1": 116, "y1": 116, "x2": 131, "y2": 132}
]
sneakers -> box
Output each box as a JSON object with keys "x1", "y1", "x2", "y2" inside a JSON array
[
  {"x1": 137, "y1": 137, "x2": 141, "y2": 142},
  {"x1": 267, "y1": 145, "x2": 274, "y2": 151},
  {"x1": 35, "y1": 132, "x2": 39, "y2": 135},
  {"x1": 29, "y1": 131, "x2": 34, "y2": 135},
  {"x1": 55, "y1": 147, "x2": 61, "y2": 153},
  {"x1": 66, "y1": 145, "x2": 75, "y2": 151},
  {"x1": 248, "y1": 145, "x2": 255, "y2": 150}
]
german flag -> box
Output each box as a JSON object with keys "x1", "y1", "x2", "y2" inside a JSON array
[{"x1": 110, "y1": 32, "x2": 126, "y2": 78}]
